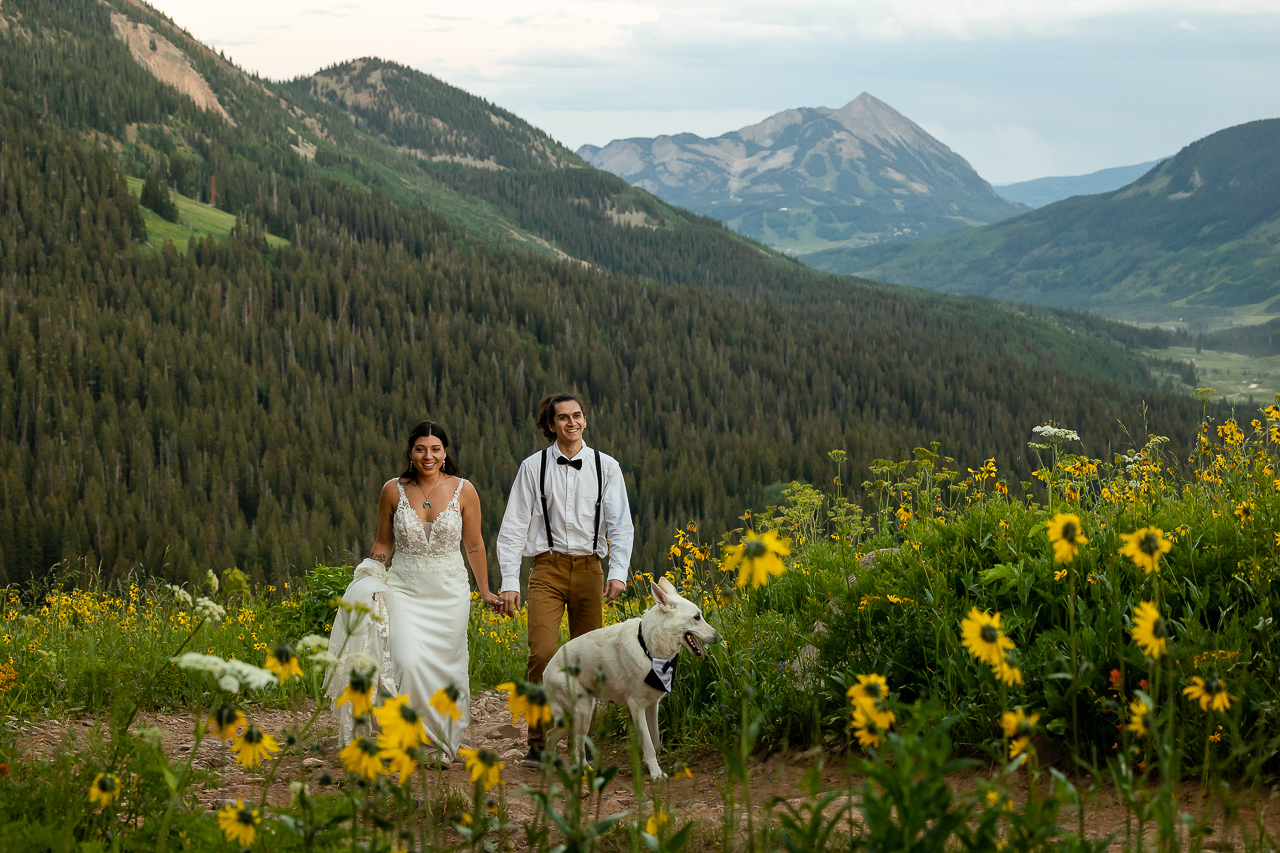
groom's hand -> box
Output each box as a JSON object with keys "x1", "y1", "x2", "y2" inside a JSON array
[
  {"x1": 498, "y1": 590, "x2": 521, "y2": 616},
  {"x1": 605, "y1": 580, "x2": 626, "y2": 602}
]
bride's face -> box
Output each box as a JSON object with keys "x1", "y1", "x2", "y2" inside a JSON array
[{"x1": 411, "y1": 435, "x2": 447, "y2": 478}]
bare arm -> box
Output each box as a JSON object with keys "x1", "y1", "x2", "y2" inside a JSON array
[
  {"x1": 459, "y1": 481, "x2": 498, "y2": 608},
  {"x1": 369, "y1": 480, "x2": 399, "y2": 565}
]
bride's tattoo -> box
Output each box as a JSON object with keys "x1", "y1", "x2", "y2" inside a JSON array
[
  {"x1": 372, "y1": 551, "x2": 390, "y2": 564},
  {"x1": 466, "y1": 545, "x2": 482, "y2": 554}
]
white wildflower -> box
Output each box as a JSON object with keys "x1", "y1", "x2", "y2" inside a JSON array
[
  {"x1": 136, "y1": 725, "x2": 165, "y2": 746},
  {"x1": 308, "y1": 651, "x2": 339, "y2": 669},
  {"x1": 168, "y1": 584, "x2": 194, "y2": 608},
  {"x1": 171, "y1": 652, "x2": 276, "y2": 693},
  {"x1": 193, "y1": 597, "x2": 226, "y2": 625},
  {"x1": 222, "y1": 658, "x2": 278, "y2": 692},
  {"x1": 351, "y1": 652, "x2": 378, "y2": 676},
  {"x1": 298, "y1": 634, "x2": 330, "y2": 654},
  {"x1": 205, "y1": 569, "x2": 220, "y2": 594},
  {"x1": 1031, "y1": 424, "x2": 1081, "y2": 443},
  {"x1": 171, "y1": 652, "x2": 226, "y2": 673}
]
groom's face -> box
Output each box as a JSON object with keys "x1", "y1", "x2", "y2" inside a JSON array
[{"x1": 552, "y1": 401, "x2": 586, "y2": 446}]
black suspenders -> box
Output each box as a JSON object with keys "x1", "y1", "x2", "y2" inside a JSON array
[{"x1": 539, "y1": 447, "x2": 604, "y2": 553}]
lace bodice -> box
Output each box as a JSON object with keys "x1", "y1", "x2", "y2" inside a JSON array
[{"x1": 394, "y1": 478, "x2": 466, "y2": 562}]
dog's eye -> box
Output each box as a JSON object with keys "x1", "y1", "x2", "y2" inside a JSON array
[{"x1": 694, "y1": 613, "x2": 701, "y2": 621}]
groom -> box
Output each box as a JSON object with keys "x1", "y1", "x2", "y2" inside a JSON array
[{"x1": 496, "y1": 393, "x2": 634, "y2": 765}]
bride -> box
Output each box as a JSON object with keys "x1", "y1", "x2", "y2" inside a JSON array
[{"x1": 325, "y1": 421, "x2": 500, "y2": 757}]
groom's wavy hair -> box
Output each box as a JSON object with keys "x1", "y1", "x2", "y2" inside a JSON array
[
  {"x1": 399, "y1": 421, "x2": 460, "y2": 482},
  {"x1": 537, "y1": 393, "x2": 583, "y2": 442}
]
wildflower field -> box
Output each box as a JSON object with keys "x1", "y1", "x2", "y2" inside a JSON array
[{"x1": 1, "y1": 400, "x2": 1278, "y2": 851}]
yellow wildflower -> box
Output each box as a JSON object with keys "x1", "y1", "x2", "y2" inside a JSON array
[
  {"x1": 374, "y1": 695, "x2": 430, "y2": 749},
  {"x1": 1127, "y1": 695, "x2": 1153, "y2": 738},
  {"x1": 495, "y1": 681, "x2": 552, "y2": 728},
  {"x1": 1045, "y1": 513, "x2": 1087, "y2": 563},
  {"x1": 458, "y1": 747, "x2": 503, "y2": 791},
  {"x1": 960, "y1": 608, "x2": 1015, "y2": 667},
  {"x1": 645, "y1": 810, "x2": 669, "y2": 836},
  {"x1": 217, "y1": 799, "x2": 261, "y2": 845},
  {"x1": 340, "y1": 736, "x2": 385, "y2": 780},
  {"x1": 429, "y1": 684, "x2": 463, "y2": 722},
  {"x1": 724, "y1": 530, "x2": 790, "y2": 589},
  {"x1": 264, "y1": 643, "x2": 303, "y2": 682},
  {"x1": 1131, "y1": 601, "x2": 1169, "y2": 659},
  {"x1": 88, "y1": 773, "x2": 119, "y2": 809},
  {"x1": 231, "y1": 725, "x2": 280, "y2": 769},
  {"x1": 1119, "y1": 527, "x2": 1172, "y2": 574},
  {"x1": 1183, "y1": 676, "x2": 1233, "y2": 713}
]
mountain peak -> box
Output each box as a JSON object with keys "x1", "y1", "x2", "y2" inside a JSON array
[{"x1": 578, "y1": 95, "x2": 1021, "y2": 253}]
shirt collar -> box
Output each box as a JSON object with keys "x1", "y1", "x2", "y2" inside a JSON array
[{"x1": 551, "y1": 442, "x2": 592, "y2": 463}]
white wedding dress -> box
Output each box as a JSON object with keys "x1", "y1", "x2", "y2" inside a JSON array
[{"x1": 326, "y1": 478, "x2": 472, "y2": 758}]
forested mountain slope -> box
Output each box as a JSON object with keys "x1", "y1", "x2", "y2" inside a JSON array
[
  {"x1": 0, "y1": 0, "x2": 1207, "y2": 586},
  {"x1": 805, "y1": 120, "x2": 1280, "y2": 329}
]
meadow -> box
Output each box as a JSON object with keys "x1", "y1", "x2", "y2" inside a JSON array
[{"x1": 0, "y1": 394, "x2": 1277, "y2": 851}]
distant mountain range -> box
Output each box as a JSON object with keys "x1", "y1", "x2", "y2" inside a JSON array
[
  {"x1": 996, "y1": 160, "x2": 1167, "y2": 208},
  {"x1": 804, "y1": 119, "x2": 1280, "y2": 329},
  {"x1": 577, "y1": 94, "x2": 1026, "y2": 254}
]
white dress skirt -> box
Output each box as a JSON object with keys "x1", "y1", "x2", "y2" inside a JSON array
[{"x1": 326, "y1": 478, "x2": 472, "y2": 758}]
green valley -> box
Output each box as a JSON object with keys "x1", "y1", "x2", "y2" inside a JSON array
[{"x1": 804, "y1": 120, "x2": 1280, "y2": 332}]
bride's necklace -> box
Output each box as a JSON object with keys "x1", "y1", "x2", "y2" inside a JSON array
[{"x1": 415, "y1": 470, "x2": 447, "y2": 510}]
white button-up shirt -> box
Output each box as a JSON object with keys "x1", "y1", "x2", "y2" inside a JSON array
[{"x1": 496, "y1": 442, "x2": 634, "y2": 593}]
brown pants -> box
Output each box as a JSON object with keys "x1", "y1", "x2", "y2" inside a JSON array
[{"x1": 526, "y1": 551, "x2": 603, "y2": 747}]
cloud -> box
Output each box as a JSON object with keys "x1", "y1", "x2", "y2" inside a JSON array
[{"x1": 148, "y1": 0, "x2": 1280, "y2": 182}]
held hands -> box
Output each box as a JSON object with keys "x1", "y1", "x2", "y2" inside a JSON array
[{"x1": 496, "y1": 590, "x2": 521, "y2": 617}]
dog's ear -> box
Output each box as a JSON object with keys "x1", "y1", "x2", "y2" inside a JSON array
[
  {"x1": 657, "y1": 576, "x2": 677, "y2": 594},
  {"x1": 650, "y1": 581, "x2": 677, "y2": 611}
]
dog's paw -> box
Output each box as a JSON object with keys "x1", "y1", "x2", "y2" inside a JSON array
[{"x1": 646, "y1": 764, "x2": 667, "y2": 781}]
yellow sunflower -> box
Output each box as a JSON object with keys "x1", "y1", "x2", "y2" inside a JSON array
[
  {"x1": 377, "y1": 739, "x2": 419, "y2": 785},
  {"x1": 496, "y1": 681, "x2": 553, "y2": 728},
  {"x1": 458, "y1": 747, "x2": 504, "y2": 791},
  {"x1": 429, "y1": 684, "x2": 462, "y2": 722},
  {"x1": 851, "y1": 704, "x2": 884, "y2": 748},
  {"x1": 1183, "y1": 676, "x2": 1233, "y2": 713},
  {"x1": 1001, "y1": 707, "x2": 1039, "y2": 759},
  {"x1": 88, "y1": 773, "x2": 119, "y2": 809},
  {"x1": 993, "y1": 650, "x2": 1023, "y2": 686},
  {"x1": 336, "y1": 668, "x2": 374, "y2": 717},
  {"x1": 374, "y1": 694, "x2": 430, "y2": 749},
  {"x1": 1045, "y1": 513, "x2": 1088, "y2": 563},
  {"x1": 960, "y1": 608, "x2": 1015, "y2": 666},
  {"x1": 724, "y1": 530, "x2": 790, "y2": 589},
  {"x1": 645, "y1": 809, "x2": 668, "y2": 836},
  {"x1": 217, "y1": 798, "x2": 261, "y2": 845},
  {"x1": 1119, "y1": 527, "x2": 1172, "y2": 574},
  {"x1": 340, "y1": 735, "x2": 385, "y2": 780},
  {"x1": 1131, "y1": 601, "x2": 1169, "y2": 659},
  {"x1": 264, "y1": 643, "x2": 304, "y2": 682},
  {"x1": 231, "y1": 724, "x2": 280, "y2": 769},
  {"x1": 845, "y1": 674, "x2": 895, "y2": 729},
  {"x1": 206, "y1": 705, "x2": 246, "y2": 742},
  {"x1": 1127, "y1": 696, "x2": 1153, "y2": 738}
]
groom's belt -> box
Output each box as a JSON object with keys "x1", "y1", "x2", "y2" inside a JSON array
[{"x1": 533, "y1": 551, "x2": 600, "y2": 565}]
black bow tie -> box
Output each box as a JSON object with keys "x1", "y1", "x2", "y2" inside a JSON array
[{"x1": 556, "y1": 457, "x2": 583, "y2": 470}]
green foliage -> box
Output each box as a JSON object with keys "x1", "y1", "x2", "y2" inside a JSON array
[{"x1": 139, "y1": 170, "x2": 178, "y2": 222}]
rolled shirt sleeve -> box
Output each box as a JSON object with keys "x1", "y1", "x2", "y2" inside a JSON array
[{"x1": 601, "y1": 456, "x2": 634, "y2": 585}]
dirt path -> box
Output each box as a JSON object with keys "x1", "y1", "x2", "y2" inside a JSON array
[{"x1": 18, "y1": 694, "x2": 1280, "y2": 850}]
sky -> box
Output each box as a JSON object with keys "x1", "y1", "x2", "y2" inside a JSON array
[{"x1": 152, "y1": 1, "x2": 1280, "y2": 184}]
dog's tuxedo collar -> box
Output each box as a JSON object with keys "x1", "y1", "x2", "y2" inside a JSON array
[{"x1": 637, "y1": 624, "x2": 678, "y2": 693}]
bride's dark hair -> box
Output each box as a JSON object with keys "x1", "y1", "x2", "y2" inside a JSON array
[{"x1": 399, "y1": 421, "x2": 460, "y2": 482}]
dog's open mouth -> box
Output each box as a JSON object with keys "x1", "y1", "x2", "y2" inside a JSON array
[{"x1": 684, "y1": 632, "x2": 706, "y2": 659}]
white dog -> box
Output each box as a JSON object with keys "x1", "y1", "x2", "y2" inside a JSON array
[{"x1": 541, "y1": 577, "x2": 721, "y2": 779}]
